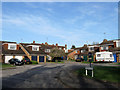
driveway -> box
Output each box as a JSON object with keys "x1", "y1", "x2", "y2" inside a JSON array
[{"x1": 2, "y1": 62, "x2": 119, "y2": 88}]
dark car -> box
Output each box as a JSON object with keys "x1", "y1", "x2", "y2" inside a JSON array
[
  {"x1": 21, "y1": 58, "x2": 32, "y2": 64},
  {"x1": 76, "y1": 58, "x2": 84, "y2": 62},
  {"x1": 9, "y1": 58, "x2": 23, "y2": 65}
]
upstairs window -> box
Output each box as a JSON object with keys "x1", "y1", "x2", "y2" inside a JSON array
[
  {"x1": 101, "y1": 46, "x2": 108, "y2": 50},
  {"x1": 89, "y1": 47, "x2": 94, "y2": 51},
  {"x1": 45, "y1": 49, "x2": 51, "y2": 53},
  {"x1": 8, "y1": 44, "x2": 16, "y2": 50},
  {"x1": 81, "y1": 50, "x2": 85, "y2": 53},
  {"x1": 32, "y1": 46, "x2": 39, "y2": 51}
]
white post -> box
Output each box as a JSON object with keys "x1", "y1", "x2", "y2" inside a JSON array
[
  {"x1": 92, "y1": 70, "x2": 93, "y2": 77},
  {"x1": 86, "y1": 69, "x2": 87, "y2": 76}
]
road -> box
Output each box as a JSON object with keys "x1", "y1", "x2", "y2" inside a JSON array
[{"x1": 2, "y1": 62, "x2": 119, "y2": 88}]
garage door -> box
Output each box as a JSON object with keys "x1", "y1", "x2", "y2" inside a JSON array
[
  {"x1": 15, "y1": 56, "x2": 23, "y2": 61},
  {"x1": 5, "y1": 56, "x2": 13, "y2": 63},
  {"x1": 32, "y1": 56, "x2": 37, "y2": 61},
  {"x1": 39, "y1": 56, "x2": 44, "y2": 62}
]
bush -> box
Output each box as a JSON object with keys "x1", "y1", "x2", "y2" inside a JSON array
[{"x1": 31, "y1": 60, "x2": 38, "y2": 64}]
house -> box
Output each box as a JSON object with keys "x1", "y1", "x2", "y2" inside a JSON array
[
  {"x1": 69, "y1": 44, "x2": 100, "y2": 61},
  {"x1": 20, "y1": 41, "x2": 67, "y2": 62},
  {"x1": 1, "y1": 41, "x2": 25, "y2": 63},
  {"x1": 20, "y1": 41, "x2": 47, "y2": 63},
  {"x1": 99, "y1": 39, "x2": 114, "y2": 52},
  {"x1": 40, "y1": 42, "x2": 67, "y2": 61},
  {"x1": 99, "y1": 39, "x2": 120, "y2": 62},
  {"x1": 67, "y1": 48, "x2": 79, "y2": 60}
]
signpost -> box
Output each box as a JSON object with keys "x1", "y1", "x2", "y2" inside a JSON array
[
  {"x1": 85, "y1": 52, "x2": 94, "y2": 77},
  {"x1": 88, "y1": 52, "x2": 92, "y2": 67}
]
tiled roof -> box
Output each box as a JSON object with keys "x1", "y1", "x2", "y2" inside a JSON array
[
  {"x1": 1, "y1": 41, "x2": 25, "y2": 55},
  {"x1": 2, "y1": 47, "x2": 25, "y2": 55},
  {"x1": 0, "y1": 41, "x2": 17, "y2": 44},
  {"x1": 21, "y1": 45, "x2": 46, "y2": 55},
  {"x1": 100, "y1": 40, "x2": 114, "y2": 45}
]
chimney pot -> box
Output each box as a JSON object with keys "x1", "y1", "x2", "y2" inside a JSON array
[
  {"x1": 56, "y1": 43, "x2": 58, "y2": 46},
  {"x1": 45, "y1": 42, "x2": 48, "y2": 45},
  {"x1": 33, "y1": 41, "x2": 35, "y2": 43},
  {"x1": 65, "y1": 44, "x2": 67, "y2": 49}
]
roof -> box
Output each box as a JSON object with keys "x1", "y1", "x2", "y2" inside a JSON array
[
  {"x1": 100, "y1": 39, "x2": 114, "y2": 45},
  {"x1": 1, "y1": 41, "x2": 25, "y2": 55},
  {"x1": 0, "y1": 41, "x2": 17, "y2": 44},
  {"x1": 21, "y1": 44, "x2": 46, "y2": 55},
  {"x1": 2, "y1": 47, "x2": 25, "y2": 55}
]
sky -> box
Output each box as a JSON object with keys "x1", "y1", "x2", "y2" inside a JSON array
[{"x1": 2, "y1": 2, "x2": 118, "y2": 49}]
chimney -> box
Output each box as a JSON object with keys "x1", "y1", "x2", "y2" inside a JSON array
[
  {"x1": 65, "y1": 44, "x2": 67, "y2": 49},
  {"x1": 56, "y1": 43, "x2": 58, "y2": 46},
  {"x1": 45, "y1": 42, "x2": 48, "y2": 45},
  {"x1": 33, "y1": 41, "x2": 35, "y2": 43}
]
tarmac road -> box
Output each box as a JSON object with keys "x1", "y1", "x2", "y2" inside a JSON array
[{"x1": 2, "y1": 62, "x2": 119, "y2": 88}]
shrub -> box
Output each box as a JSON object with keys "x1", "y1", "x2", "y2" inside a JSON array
[{"x1": 31, "y1": 60, "x2": 38, "y2": 64}]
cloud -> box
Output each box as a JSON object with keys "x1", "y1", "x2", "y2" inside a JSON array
[{"x1": 3, "y1": 13, "x2": 96, "y2": 47}]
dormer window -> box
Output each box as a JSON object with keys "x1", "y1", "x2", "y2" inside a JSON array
[
  {"x1": 45, "y1": 49, "x2": 51, "y2": 53},
  {"x1": 8, "y1": 44, "x2": 16, "y2": 50},
  {"x1": 81, "y1": 50, "x2": 85, "y2": 53},
  {"x1": 89, "y1": 47, "x2": 94, "y2": 51},
  {"x1": 32, "y1": 46, "x2": 39, "y2": 51}
]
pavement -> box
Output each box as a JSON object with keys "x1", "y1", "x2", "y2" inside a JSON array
[{"x1": 2, "y1": 62, "x2": 120, "y2": 89}]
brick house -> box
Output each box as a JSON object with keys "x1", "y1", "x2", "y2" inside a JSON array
[
  {"x1": 1, "y1": 41, "x2": 25, "y2": 63},
  {"x1": 20, "y1": 41, "x2": 47, "y2": 63},
  {"x1": 20, "y1": 41, "x2": 67, "y2": 62},
  {"x1": 99, "y1": 39, "x2": 114, "y2": 52},
  {"x1": 68, "y1": 44, "x2": 100, "y2": 61},
  {"x1": 40, "y1": 42, "x2": 67, "y2": 61}
]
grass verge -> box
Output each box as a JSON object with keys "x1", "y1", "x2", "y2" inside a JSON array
[
  {"x1": 75, "y1": 66, "x2": 120, "y2": 83},
  {"x1": 2, "y1": 63, "x2": 15, "y2": 68}
]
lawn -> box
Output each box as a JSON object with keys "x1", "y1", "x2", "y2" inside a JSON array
[
  {"x1": 75, "y1": 66, "x2": 120, "y2": 83},
  {"x1": 2, "y1": 63, "x2": 15, "y2": 68}
]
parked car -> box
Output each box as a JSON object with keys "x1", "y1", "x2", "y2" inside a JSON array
[
  {"x1": 76, "y1": 58, "x2": 84, "y2": 62},
  {"x1": 21, "y1": 58, "x2": 32, "y2": 64},
  {"x1": 9, "y1": 58, "x2": 24, "y2": 65}
]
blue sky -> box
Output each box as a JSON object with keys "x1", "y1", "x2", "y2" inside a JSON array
[{"x1": 2, "y1": 2, "x2": 118, "y2": 49}]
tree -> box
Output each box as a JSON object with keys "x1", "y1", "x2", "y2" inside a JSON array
[
  {"x1": 49, "y1": 47, "x2": 65, "y2": 59},
  {"x1": 71, "y1": 45, "x2": 76, "y2": 49}
]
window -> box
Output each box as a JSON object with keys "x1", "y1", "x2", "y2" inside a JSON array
[
  {"x1": 45, "y1": 49, "x2": 51, "y2": 53},
  {"x1": 8, "y1": 44, "x2": 16, "y2": 50},
  {"x1": 75, "y1": 50, "x2": 78, "y2": 53},
  {"x1": 110, "y1": 54, "x2": 112, "y2": 57},
  {"x1": 101, "y1": 47, "x2": 103, "y2": 50},
  {"x1": 89, "y1": 47, "x2": 94, "y2": 51},
  {"x1": 101, "y1": 46, "x2": 108, "y2": 50},
  {"x1": 59, "y1": 48, "x2": 62, "y2": 50},
  {"x1": 97, "y1": 54, "x2": 101, "y2": 57},
  {"x1": 81, "y1": 50, "x2": 85, "y2": 53},
  {"x1": 32, "y1": 46, "x2": 39, "y2": 51}
]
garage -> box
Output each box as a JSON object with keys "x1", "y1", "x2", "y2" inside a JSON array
[
  {"x1": 15, "y1": 56, "x2": 23, "y2": 61},
  {"x1": 39, "y1": 56, "x2": 44, "y2": 62},
  {"x1": 5, "y1": 56, "x2": 13, "y2": 63},
  {"x1": 32, "y1": 56, "x2": 37, "y2": 61}
]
